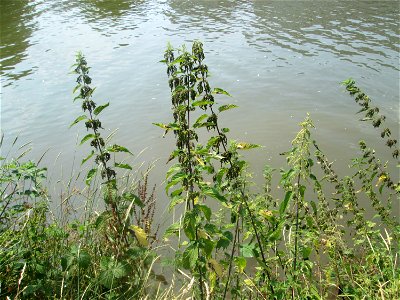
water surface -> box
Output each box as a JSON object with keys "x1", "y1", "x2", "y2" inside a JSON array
[{"x1": 1, "y1": 0, "x2": 399, "y2": 216}]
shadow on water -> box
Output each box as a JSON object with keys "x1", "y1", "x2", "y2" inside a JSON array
[{"x1": 0, "y1": 0, "x2": 38, "y2": 86}]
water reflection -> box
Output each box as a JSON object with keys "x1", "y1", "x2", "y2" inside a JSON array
[
  {"x1": 164, "y1": 0, "x2": 247, "y2": 38},
  {"x1": 0, "y1": 0, "x2": 38, "y2": 85},
  {"x1": 75, "y1": 0, "x2": 148, "y2": 36},
  {"x1": 243, "y1": 1, "x2": 399, "y2": 71}
]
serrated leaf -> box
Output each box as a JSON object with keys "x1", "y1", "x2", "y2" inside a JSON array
[
  {"x1": 99, "y1": 257, "x2": 131, "y2": 288},
  {"x1": 107, "y1": 144, "x2": 133, "y2": 155},
  {"x1": 218, "y1": 104, "x2": 238, "y2": 113},
  {"x1": 69, "y1": 115, "x2": 87, "y2": 128},
  {"x1": 94, "y1": 102, "x2": 109, "y2": 116},
  {"x1": 234, "y1": 257, "x2": 246, "y2": 273},
  {"x1": 212, "y1": 88, "x2": 231, "y2": 96},
  {"x1": 196, "y1": 204, "x2": 211, "y2": 221},
  {"x1": 115, "y1": 162, "x2": 132, "y2": 170},
  {"x1": 86, "y1": 168, "x2": 97, "y2": 185},
  {"x1": 131, "y1": 225, "x2": 148, "y2": 247},
  {"x1": 201, "y1": 186, "x2": 226, "y2": 203},
  {"x1": 279, "y1": 191, "x2": 292, "y2": 215},
  {"x1": 236, "y1": 142, "x2": 260, "y2": 150},
  {"x1": 153, "y1": 122, "x2": 170, "y2": 130},
  {"x1": 163, "y1": 222, "x2": 181, "y2": 239},
  {"x1": 192, "y1": 100, "x2": 213, "y2": 107},
  {"x1": 81, "y1": 150, "x2": 95, "y2": 165},
  {"x1": 80, "y1": 134, "x2": 95, "y2": 145},
  {"x1": 166, "y1": 172, "x2": 186, "y2": 193},
  {"x1": 209, "y1": 258, "x2": 223, "y2": 277},
  {"x1": 77, "y1": 250, "x2": 91, "y2": 269}
]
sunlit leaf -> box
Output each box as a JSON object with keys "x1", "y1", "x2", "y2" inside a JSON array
[
  {"x1": 69, "y1": 115, "x2": 87, "y2": 128},
  {"x1": 80, "y1": 134, "x2": 95, "y2": 145},
  {"x1": 131, "y1": 225, "x2": 149, "y2": 247},
  {"x1": 218, "y1": 104, "x2": 238, "y2": 113},
  {"x1": 236, "y1": 142, "x2": 260, "y2": 150},
  {"x1": 212, "y1": 88, "x2": 231, "y2": 96},
  {"x1": 81, "y1": 150, "x2": 94, "y2": 165},
  {"x1": 115, "y1": 162, "x2": 132, "y2": 170},
  {"x1": 107, "y1": 144, "x2": 133, "y2": 155},
  {"x1": 209, "y1": 258, "x2": 223, "y2": 277},
  {"x1": 86, "y1": 168, "x2": 97, "y2": 185},
  {"x1": 93, "y1": 102, "x2": 109, "y2": 116}
]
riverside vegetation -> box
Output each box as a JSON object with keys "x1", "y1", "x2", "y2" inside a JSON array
[{"x1": 1, "y1": 42, "x2": 399, "y2": 299}]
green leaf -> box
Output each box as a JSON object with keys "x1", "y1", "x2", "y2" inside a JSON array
[
  {"x1": 166, "y1": 164, "x2": 181, "y2": 179},
  {"x1": 81, "y1": 150, "x2": 95, "y2": 165},
  {"x1": 169, "y1": 195, "x2": 186, "y2": 210},
  {"x1": 302, "y1": 246, "x2": 312, "y2": 259},
  {"x1": 86, "y1": 168, "x2": 97, "y2": 185},
  {"x1": 107, "y1": 144, "x2": 133, "y2": 155},
  {"x1": 236, "y1": 142, "x2": 260, "y2": 150},
  {"x1": 234, "y1": 257, "x2": 246, "y2": 273},
  {"x1": 163, "y1": 222, "x2": 181, "y2": 239},
  {"x1": 122, "y1": 192, "x2": 144, "y2": 208},
  {"x1": 182, "y1": 245, "x2": 198, "y2": 270},
  {"x1": 166, "y1": 172, "x2": 186, "y2": 193},
  {"x1": 93, "y1": 102, "x2": 109, "y2": 115},
  {"x1": 218, "y1": 104, "x2": 238, "y2": 113},
  {"x1": 69, "y1": 115, "x2": 87, "y2": 128},
  {"x1": 193, "y1": 114, "x2": 209, "y2": 128},
  {"x1": 196, "y1": 204, "x2": 211, "y2": 221},
  {"x1": 240, "y1": 243, "x2": 255, "y2": 258},
  {"x1": 131, "y1": 225, "x2": 148, "y2": 247},
  {"x1": 201, "y1": 186, "x2": 226, "y2": 203},
  {"x1": 77, "y1": 250, "x2": 91, "y2": 269},
  {"x1": 115, "y1": 162, "x2": 132, "y2": 170},
  {"x1": 279, "y1": 191, "x2": 292, "y2": 215},
  {"x1": 192, "y1": 100, "x2": 214, "y2": 107},
  {"x1": 99, "y1": 257, "x2": 131, "y2": 288},
  {"x1": 80, "y1": 133, "x2": 95, "y2": 145},
  {"x1": 213, "y1": 88, "x2": 231, "y2": 96},
  {"x1": 183, "y1": 211, "x2": 196, "y2": 240},
  {"x1": 153, "y1": 122, "x2": 170, "y2": 130}
]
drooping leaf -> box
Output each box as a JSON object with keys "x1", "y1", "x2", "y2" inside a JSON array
[
  {"x1": 212, "y1": 88, "x2": 231, "y2": 96},
  {"x1": 279, "y1": 191, "x2": 292, "y2": 215},
  {"x1": 86, "y1": 168, "x2": 97, "y2": 185},
  {"x1": 69, "y1": 115, "x2": 87, "y2": 128},
  {"x1": 130, "y1": 225, "x2": 149, "y2": 247},
  {"x1": 81, "y1": 150, "x2": 95, "y2": 165},
  {"x1": 115, "y1": 162, "x2": 132, "y2": 170},
  {"x1": 182, "y1": 245, "x2": 198, "y2": 270},
  {"x1": 93, "y1": 102, "x2": 109, "y2": 116},
  {"x1": 218, "y1": 104, "x2": 238, "y2": 113},
  {"x1": 166, "y1": 172, "x2": 187, "y2": 193},
  {"x1": 183, "y1": 211, "x2": 196, "y2": 240},
  {"x1": 209, "y1": 258, "x2": 223, "y2": 277},
  {"x1": 107, "y1": 144, "x2": 133, "y2": 155},
  {"x1": 163, "y1": 222, "x2": 181, "y2": 239},
  {"x1": 236, "y1": 142, "x2": 260, "y2": 150},
  {"x1": 80, "y1": 133, "x2": 96, "y2": 145},
  {"x1": 201, "y1": 186, "x2": 226, "y2": 203},
  {"x1": 192, "y1": 99, "x2": 214, "y2": 107},
  {"x1": 196, "y1": 204, "x2": 211, "y2": 221}
]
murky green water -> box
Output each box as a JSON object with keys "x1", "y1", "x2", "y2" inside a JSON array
[{"x1": 1, "y1": 0, "x2": 399, "y2": 215}]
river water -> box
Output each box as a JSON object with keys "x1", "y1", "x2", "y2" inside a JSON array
[{"x1": 1, "y1": 0, "x2": 399, "y2": 217}]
